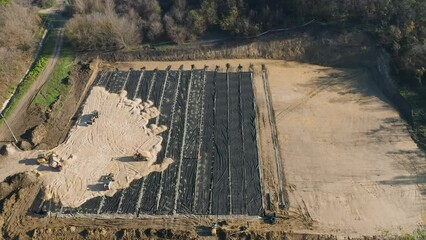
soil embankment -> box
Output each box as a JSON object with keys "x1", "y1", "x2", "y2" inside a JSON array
[{"x1": 84, "y1": 23, "x2": 376, "y2": 68}]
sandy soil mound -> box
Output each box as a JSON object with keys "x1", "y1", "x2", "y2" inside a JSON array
[
  {"x1": 0, "y1": 87, "x2": 173, "y2": 207},
  {"x1": 31, "y1": 124, "x2": 47, "y2": 146}
]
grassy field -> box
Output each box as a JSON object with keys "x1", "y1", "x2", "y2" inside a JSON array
[{"x1": 31, "y1": 37, "x2": 73, "y2": 112}]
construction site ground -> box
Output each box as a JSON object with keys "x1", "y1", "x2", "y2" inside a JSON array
[
  {"x1": 0, "y1": 59, "x2": 424, "y2": 239},
  {"x1": 31, "y1": 65, "x2": 263, "y2": 217}
]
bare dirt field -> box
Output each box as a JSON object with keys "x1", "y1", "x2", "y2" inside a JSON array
[
  {"x1": 262, "y1": 60, "x2": 426, "y2": 237},
  {"x1": 0, "y1": 59, "x2": 424, "y2": 239}
]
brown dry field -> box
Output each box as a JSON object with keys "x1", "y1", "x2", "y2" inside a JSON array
[
  {"x1": 0, "y1": 59, "x2": 424, "y2": 238},
  {"x1": 261, "y1": 60, "x2": 425, "y2": 236}
]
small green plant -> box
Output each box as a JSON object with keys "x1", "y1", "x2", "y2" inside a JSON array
[
  {"x1": 399, "y1": 228, "x2": 426, "y2": 240},
  {"x1": 0, "y1": 0, "x2": 11, "y2": 5}
]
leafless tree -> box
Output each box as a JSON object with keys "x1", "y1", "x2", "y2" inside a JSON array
[
  {"x1": 66, "y1": 1, "x2": 140, "y2": 51},
  {"x1": 0, "y1": 1, "x2": 40, "y2": 102}
]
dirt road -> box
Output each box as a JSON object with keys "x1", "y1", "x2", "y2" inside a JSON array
[{"x1": 0, "y1": 3, "x2": 65, "y2": 143}]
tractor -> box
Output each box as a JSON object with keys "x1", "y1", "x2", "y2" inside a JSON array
[{"x1": 36, "y1": 152, "x2": 63, "y2": 171}]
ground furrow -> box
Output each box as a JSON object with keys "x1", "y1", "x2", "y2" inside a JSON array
[{"x1": 173, "y1": 70, "x2": 194, "y2": 214}]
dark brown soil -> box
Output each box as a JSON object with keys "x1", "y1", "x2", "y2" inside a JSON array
[
  {"x1": 13, "y1": 60, "x2": 98, "y2": 151},
  {"x1": 0, "y1": 169, "x2": 393, "y2": 239}
]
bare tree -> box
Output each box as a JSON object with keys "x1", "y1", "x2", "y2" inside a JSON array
[
  {"x1": 0, "y1": 1, "x2": 40, "y2": 102},
  {"x1": 66, "y1": 1, "x2": 140, "y2": 51},
  {"x1": 164, "y1": 14, "x2": 188, "y2": 44},
  {"x1": 0, "y1": 2, "x2": 39, "y2": 50},
  {"x1": 135, "y1": 0, "x2": 164, "y2": 41}
]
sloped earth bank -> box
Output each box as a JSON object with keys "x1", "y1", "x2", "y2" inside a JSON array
[
  {"x1": 0, "y1": 60, "x2": 97, "y2": 150},
  {"x1": 0, "y1": 87, "x2": 172, "y2": 207},
  {"x1": 0, "y1": 60, "x2": 424, "y2": 239}
]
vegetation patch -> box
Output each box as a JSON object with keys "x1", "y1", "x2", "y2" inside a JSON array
[
  {"x1": 400, "y1": 86, "x2": 426, "y2": 149},
  {"x1": 1, "y1": 26, "x2": 61, "y2": 117},
  {"x1": 0, "y1": 1, "x2": 43, "y2": 103},
  {"x1": 31, "y1": 41, "x2": 73, "y2": 112},
  {"x1": 2, "y1": 56, "x2": 48, "y2": 117},
  {"x1": 399, "y1": 228, "x2": 426, "y2": 240},
  {"x1": 34, "y1": 0, "x2": 56, "y2": 9}
]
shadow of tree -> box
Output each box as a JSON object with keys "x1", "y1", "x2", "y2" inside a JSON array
[
  {"x1": 379, "y1": 173, "x2": 426, "y2": 195},
  {"x1": 366, "y1": 117, "x2": 412, "y2": 143},
  {"x1": 297, "y1": 67, "x2": 426, "y2": 197},
  {"x1": 297, "y1": 68, "x2": 393, "y2": 111},
  {"x1": 383, "y1": 149, "x2": 426, "y2": 196}
]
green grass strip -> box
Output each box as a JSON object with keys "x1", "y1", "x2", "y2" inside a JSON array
[
  {"x1": 2, "y1": 55, "x2": 49, "y2": 117},
  {"x1": 31, "y1": 44, "x2": 73, "y2": 112}
]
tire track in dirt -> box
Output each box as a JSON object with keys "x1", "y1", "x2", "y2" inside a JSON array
[{"x1": 275, "y1": 78, "x2": 334, "y2": 121}]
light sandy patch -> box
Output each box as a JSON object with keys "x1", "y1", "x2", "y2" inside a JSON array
[
  {"x1": 265, "y1": 61, "x2": 426, "y2": 236},
  {"x1": 0, "y1": 86, "x2": 172, "y2": 207}
]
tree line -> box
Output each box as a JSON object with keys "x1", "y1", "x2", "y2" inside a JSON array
[
  {"x1": 65, "y1": 0, "x2": 425, "y2": 85},
  {"x1": 66, "y1": 0, "x2": 425, "y2": 47}
]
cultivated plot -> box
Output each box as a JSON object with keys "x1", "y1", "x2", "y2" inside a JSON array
[{"x1": 30, "y1": 66, "x2": 263, "y2": 216}]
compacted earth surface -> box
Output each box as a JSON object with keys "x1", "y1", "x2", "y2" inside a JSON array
[
  {"x1": 261, "y1": 60, "x2": 425, "y2": 236},
  {"x1": 0, "y1": 59, "x2": 424, "y2": 239}
]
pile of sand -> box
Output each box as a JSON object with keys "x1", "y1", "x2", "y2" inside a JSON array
[{"x1": 0, "y1": 87, "x2": 173, "y2": 207}]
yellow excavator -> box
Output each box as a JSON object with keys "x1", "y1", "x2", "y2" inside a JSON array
[{"x1": 37, "y1": 152, "x2": 63, "y2": 171}]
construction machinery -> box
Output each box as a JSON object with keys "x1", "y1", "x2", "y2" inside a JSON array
[
  {"x1": 133, "y1": 151, "x2": 150, "y2": 161},
  {"x1": 104, "y1": 180, "x2": 112, "y2": 191},
  {"x1": 92, "y1": 110, "x2": 100, "y2": 118},
  {"x1": 36, "y1": 153, "x2": 48, "y2": 164},
  {"x1": 36, "y1": 152, "x2": 63, "y2": 171},
  {"x1": 103, "y1": 173, "x2": 114, "y2": 191},
  {"x1": 263, "y1": 211, "x2": 277, "y2": 225},
  {"x1": 87, "y1": 110, "x2": 100, "y2": 125},
  {"x1": 211, "y1": 223, "x2": 217, "y2": 236}
]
